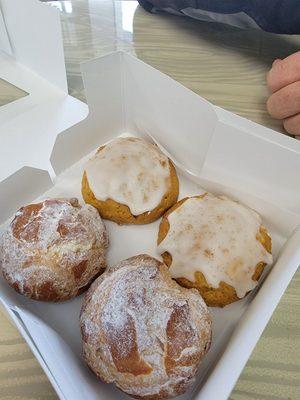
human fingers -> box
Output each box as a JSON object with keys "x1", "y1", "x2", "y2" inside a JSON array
[
  {"x1": 267, "y1": 51, "x2": 300, "y2": 93},
  {"x1": 283, "y1": 113, "x2": 300, "y2": 136},
  {"x1": 266, "y1": 81, "x2": 300, "y2": 119}
]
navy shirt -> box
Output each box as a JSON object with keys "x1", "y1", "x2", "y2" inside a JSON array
[{"x1": 138, "y1": 0, "x2": 300, "y2": 34}]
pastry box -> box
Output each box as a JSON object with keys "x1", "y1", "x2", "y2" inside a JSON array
[{"x1": 1, "y1": 1, "x2": 300, "y2": 400}]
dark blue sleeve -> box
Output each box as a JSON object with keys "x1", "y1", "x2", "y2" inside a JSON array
[{"x1": 138, "y1": 0, "x2": 300, "y2": 34}]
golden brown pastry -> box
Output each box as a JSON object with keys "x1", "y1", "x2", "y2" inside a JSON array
[
  {"x1": 157, "y1": 193, "x2": 273, "y2": 307},
  {"x1": 80, "y1": 254, "x2": 212, "y2": 399},
  {"x1": 82, "y1": 137, "x2": 179, "y2": 224},
  {"x1": 0, "y1": 198, "x2": 108, "y2": 301}
]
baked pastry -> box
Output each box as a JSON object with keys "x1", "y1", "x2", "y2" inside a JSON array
[
  {"x1": 0, "y1": 198, "x2": 108, "y2": 301},
  {"x1": 157, "y1": 193, "x2": 273, "y2": 307},
  {"x1": 82, "y1": 137, "x2": 179, "y2": 224},
  {"x1": 80, "y1": 254, "x2": 211, "y2": 399}
]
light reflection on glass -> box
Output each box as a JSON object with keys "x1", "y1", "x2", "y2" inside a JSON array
[
  {"x1": 64, "y1": 1, "x2": 73, "y2": 14},
  {"x1": 47, "y1": 1, "x2": 73, "y2": 14},
  {"x1": 121, "y1": 2, "x2": 138, "y2": 33}
]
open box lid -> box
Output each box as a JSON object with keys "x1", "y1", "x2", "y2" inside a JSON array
[{"x1": 0, "y1": 0, "x2": 88, "y2": 183}]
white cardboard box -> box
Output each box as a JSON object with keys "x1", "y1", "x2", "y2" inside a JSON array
[{"x1": 1, "y1": 2, "x2": 300, "y2": 400}]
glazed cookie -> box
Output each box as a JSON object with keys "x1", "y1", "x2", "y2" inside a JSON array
[
  {"x1": 82, "y1": 137, "x2": 179, "y2": 224},
  {"x1": 157, "y1": 193, "x2": 273, "y2": 307},
  {"x1": 0, "y1": 198, "x2": 108, "y2": 301},
  {"x1": 80, "y1": 254, "x2": 212, "y2": 399}
]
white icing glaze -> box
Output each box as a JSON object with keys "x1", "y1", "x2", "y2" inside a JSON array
[
  {"x1": 158, "y1": 194, "x2": 273, "y2": 298},
  {"x1": 84, "y1": 137, "x2": 171, "y2": 215}
]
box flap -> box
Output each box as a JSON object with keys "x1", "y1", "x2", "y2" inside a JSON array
[
  {"x1": 50, "y1": 51, "x2": 218, "y2": 176},
  {"x1": 50, "y1": 53, "x2": 124, "y2": 175},
  {"x1": 0, "y1": 0, "x2": 66, "y2": 91},
  {"x1": 0, "y1": 167, "x2": 52, "y2": 224},
  {"x1": 0, "y1": 0, "x2": 88, "y2": 184},
  {"x1": 201, "y1": 120, "x2": 300, "y2": 213},
  {"x1": 122, "y1": 52, "x2": 218, "y2": 175}
]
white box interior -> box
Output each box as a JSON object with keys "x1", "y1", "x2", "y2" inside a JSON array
[{"x1": 1, "y1": 50, "x2": 300, "y2": 400}]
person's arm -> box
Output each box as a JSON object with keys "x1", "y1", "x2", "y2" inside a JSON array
[{"x1": 138, "y1": 0, "x2": 300, "y2": 34}]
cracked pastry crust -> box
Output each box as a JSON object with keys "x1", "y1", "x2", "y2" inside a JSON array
[
  {"x1": 80, "y1": 254, "x2": 212, "y2": 399},
  {"x1": 0, "y1": 198, "x2": 108, "y2": 301}
]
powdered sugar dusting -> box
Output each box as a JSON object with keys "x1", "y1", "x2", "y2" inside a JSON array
[
  {"x1": 80, "y1": 255, "x2": 211, "y2": 398},
  {"x1": 0, "y1": 198, "x2": 108, "y2": 301}
]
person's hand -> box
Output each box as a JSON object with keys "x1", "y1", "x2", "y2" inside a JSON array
[{"x1": 267, "y1": 51, "x2": 300, "y2": 138}]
